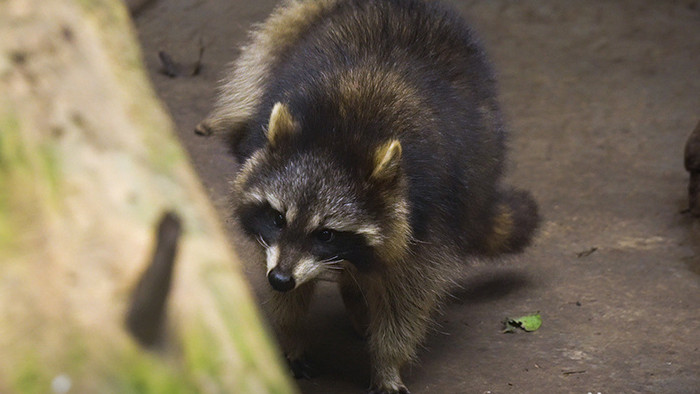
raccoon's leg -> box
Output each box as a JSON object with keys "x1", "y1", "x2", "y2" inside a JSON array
[
  {"x1": 339, "y1": 273, "x2": 369, "y2": 338},
  {"x1": 268, "y1": 281, "x2": 318, "y2": 379},
  {"x1": 364, "y1": 271, "x2": 442, "y2": 394}
]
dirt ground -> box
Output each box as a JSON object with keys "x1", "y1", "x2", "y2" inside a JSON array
[{"x1": 133, "y1": 1, "x2": 700, "y2": 392}]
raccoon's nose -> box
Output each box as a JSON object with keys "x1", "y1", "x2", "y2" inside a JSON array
[{"x1": 268, "y1": 268, "x2": 296, "y2": 292}]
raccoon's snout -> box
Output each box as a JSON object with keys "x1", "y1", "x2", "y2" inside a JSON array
[{"x1": 268, "y1": 267, "x2": 296, "y2": 292}]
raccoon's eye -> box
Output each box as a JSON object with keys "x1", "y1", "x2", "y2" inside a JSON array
[
  {"x1": 316, "y1": 229, "x2": 335, "y2": 243},
  {"x1": 272, "y1": 212, "x2": 286, "y2": 228}
]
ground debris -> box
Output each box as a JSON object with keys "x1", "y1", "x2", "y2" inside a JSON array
[
  {"x1": 503, "y1": 312, "x2": 542, "y2": 333},
  {"x1": 157, "y1": 39, "x2": 206, "y2": 78},
  {"x1": 576, "y1": 247, "x2": 598, "y2": 258},
  {"x1": 684, "y1": 120, "x2": 700, "y2": 216},
  {"x1": 191, "y1": 37, "x2": 205, "y2": 76},
  {"x1": 158, "y1": 50, "x2": 179, "y2": 77}
]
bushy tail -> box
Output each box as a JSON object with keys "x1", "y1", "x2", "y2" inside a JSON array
[{"x1": 484, "y1": 188, "x2": 540, "y2": 255}]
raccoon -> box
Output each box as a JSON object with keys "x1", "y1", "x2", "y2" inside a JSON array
[{"x1": 197, "y1": 0, "x2": 539, "y2": 392}]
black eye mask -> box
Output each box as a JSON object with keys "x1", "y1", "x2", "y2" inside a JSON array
[{"x1": 237, "y1": 202, "x2": 284, "y2": 245}]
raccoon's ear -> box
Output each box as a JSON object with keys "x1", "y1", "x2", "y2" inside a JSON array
[
  {"x1": 267, "y1": 102, "x2": 300, "y2": 148},
  {"x1": 370, "y1": 139, "x2": 402, "y2": 180}
]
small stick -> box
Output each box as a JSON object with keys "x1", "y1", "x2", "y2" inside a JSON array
[
  {"x1": 191, "y1": 37, "x2": 205, "y2": 76},
  {"x1": 158, "y1": 51, "x2": 180, "y2": 78},
  {"x1": 576, "y1": 247, "x2": 598, "y2": 258},
  {"x1": 562, "y1": 370, "x2": 587, "y2": 376}
]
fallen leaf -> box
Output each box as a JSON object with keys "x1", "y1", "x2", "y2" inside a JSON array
[{"x1": 503, "y1": 312, "x2": 542, "y2": 333}]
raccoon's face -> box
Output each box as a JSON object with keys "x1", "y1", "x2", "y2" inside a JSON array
[
  {"x1": 235, "y1": 151, "x2": 382, "y2": 291},
  {"x1": 233, "y1": 103, "x2": 409, "y2": 292}
]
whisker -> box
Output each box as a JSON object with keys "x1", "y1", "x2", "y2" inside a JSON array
[{"x1": 320, "y1": 255, "x2": 341, "y2": 263}]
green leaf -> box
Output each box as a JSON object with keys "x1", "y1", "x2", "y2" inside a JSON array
[{"x1": 503, "y1": 312, "x2": 542, "y2": 333}]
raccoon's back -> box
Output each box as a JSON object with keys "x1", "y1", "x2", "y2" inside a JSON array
[
  {"x1": 238, "y1": 0, "x2": 502, "y2": 154},
  {"x1": 234, "y1": 0, "x2": 508, "y2": 245}
]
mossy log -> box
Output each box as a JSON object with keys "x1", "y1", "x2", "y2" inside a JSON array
[{"x1": 0, "y1": 0, "x2": 295, "y2": 392}]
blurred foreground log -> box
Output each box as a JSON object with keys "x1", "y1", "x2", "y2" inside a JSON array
[{"x1": 0, "y1": 0, "x2": 295, "y2": 392}]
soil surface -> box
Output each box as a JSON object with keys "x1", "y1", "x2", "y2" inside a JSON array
[{"x1": 134, "y1": 1, "x2": 700, "y2": 393}]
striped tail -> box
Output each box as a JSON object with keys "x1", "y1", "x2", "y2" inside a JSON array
[{"x1": 484, "y1": 188, "x2": 540, "y2": 255}]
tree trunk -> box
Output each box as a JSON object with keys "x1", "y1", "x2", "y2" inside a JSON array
[{"x1": 0, "y1": 0, "x2": 295, "y2": 392}]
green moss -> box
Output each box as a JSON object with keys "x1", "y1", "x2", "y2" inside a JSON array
[
  {"x1": 76, "y1": 0, "x2": 187, "y2": 178},
  {"x1": 75, "y1": 0, "x2": 123, "y2": 23},
  {"x1": 204, "y1": 268, "x2": 295, "y2": 394},
  {"x1": 176, "y1": 265, "x2": 295, "y2": 393},
  {"x1": 181, "y1": 322, "x2": 223, "y2": 383},
  {"x1": 83, "y1": 0, "x2": 147, "y2": 81},
  {"x1": 143, "y1": 127, "x2": 184, "y2": 177},
  {"x1": 0, "y1": 109, "x2": 63, "y2": 254},
  {"x1": 0, "y1": 175, "x2": 11, "y2": 251},
  {"x1": 116, "y1": 347, "x2": 197, "y2": 394},
  {"x1": 6, "y1": 320, "x2": 94, "y2": 392},
  {"x1": 11, "y1": 352, "x2": 49, "y2": 394},
  {"x1": 0, "y1": 111, "x2": 24, "y2": 252},
  {"x1": 0, "y1": 111, "x2": 26, "y2": 171},
  {"x1": 36, "y1": 142, "x2": 62, "y2": 201},
  {"x1": 64, "y1": 332, "x2": 89, "y2": 375},
  {"x1": 7, "y1": 319, "x2": 198, "y2": 393}
]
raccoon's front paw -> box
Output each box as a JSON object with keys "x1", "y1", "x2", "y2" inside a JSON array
[
  {"x1": 287, "y1": 355, "x2": 319, "y2": 380},
  {"x1": 367, "y1": 385, "x2": 410, "y2": 394}
]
